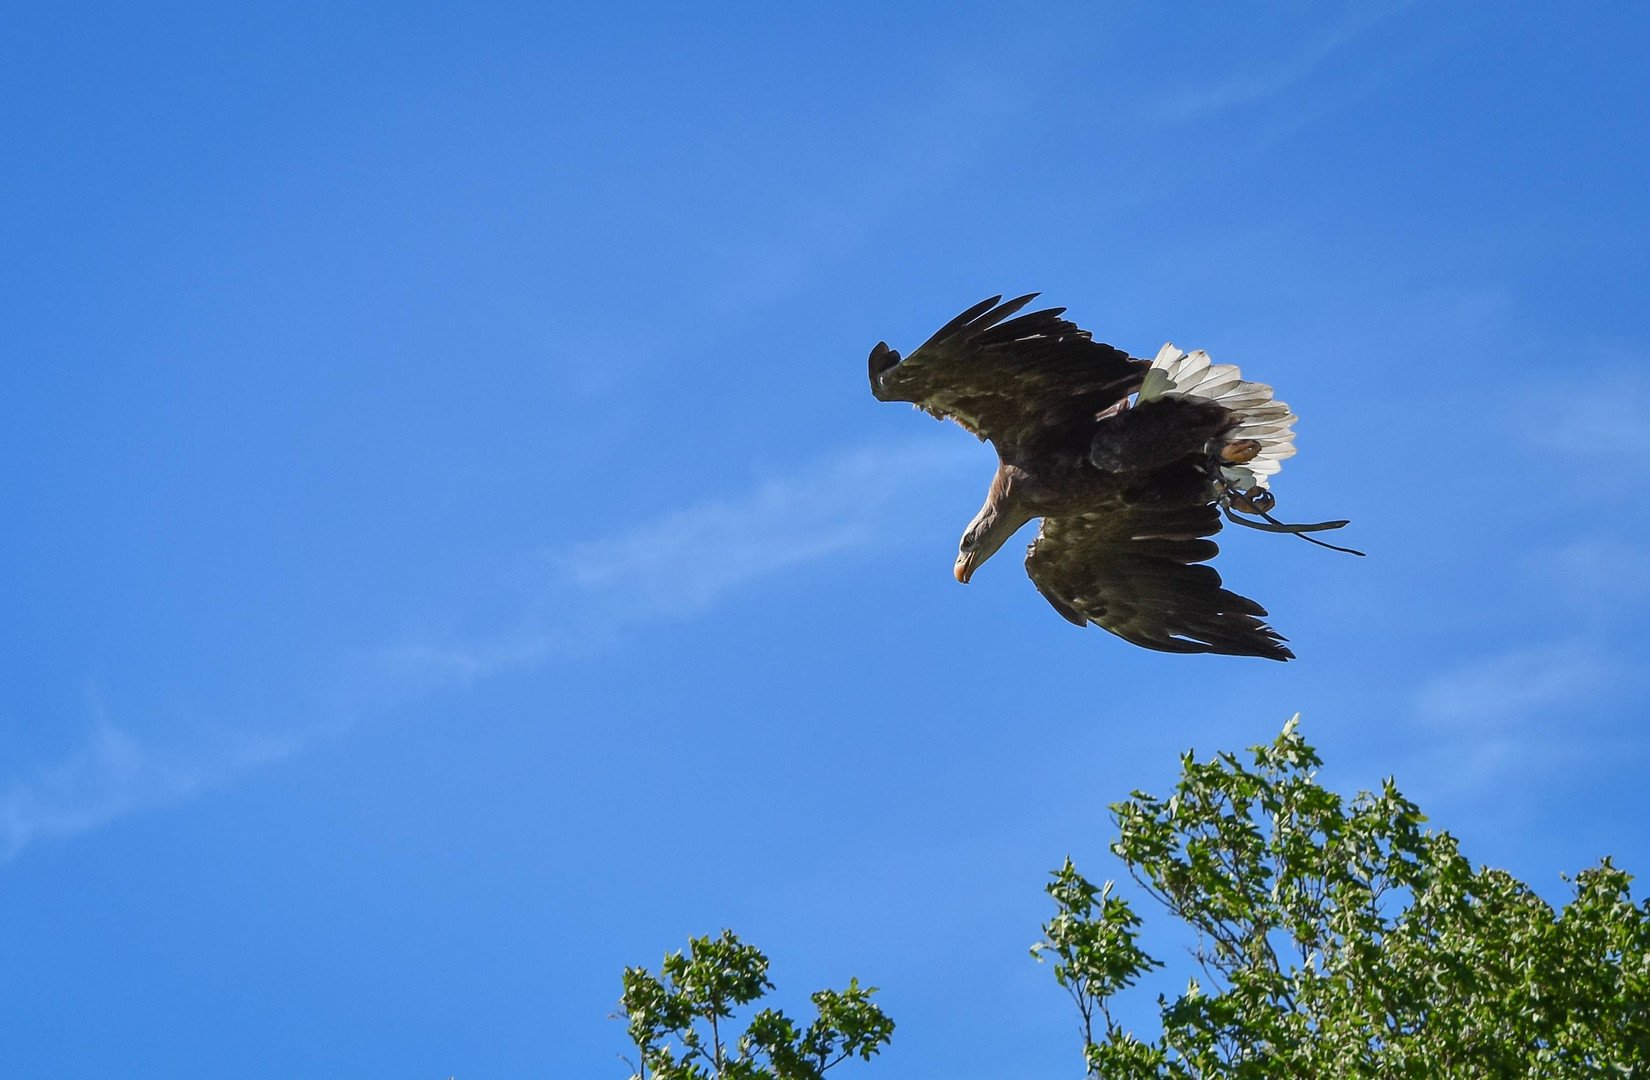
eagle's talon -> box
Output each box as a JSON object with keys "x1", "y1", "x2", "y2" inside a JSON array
[
  {"x1": 1221, "y1": 438, "x2": 1262, "y2": 464},
  {"x1": 1227, "y1": 487, "x2": 1275, "y2": 515}
]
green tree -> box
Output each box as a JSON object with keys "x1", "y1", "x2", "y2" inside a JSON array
[
  {"x1": 1033, "y1": 716, "x2": 1650, "y2": 1078},
  {"x1": 620, "y1": 929, "x2": 893, "y2": 1080}
]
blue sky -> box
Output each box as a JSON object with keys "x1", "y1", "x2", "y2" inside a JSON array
[{"x1": 3, "y1": 2, "x2": 1648, "y2": 1076}]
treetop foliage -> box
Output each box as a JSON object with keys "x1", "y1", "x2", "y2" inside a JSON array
[
  {"x1": 1033, "y1": 716, "x2": 1650, "y2": 1077},
  {"x1": 620, "y1": 929, "x2": 893, "y2": 1080}
]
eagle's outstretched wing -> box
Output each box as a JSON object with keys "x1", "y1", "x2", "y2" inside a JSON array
[
  {"x1": 869, "y1": 295, "x2": 1146, "y2": 454},
  {"x1": 1024, "y1": 498, "x2": 1293, "y2": 660}
]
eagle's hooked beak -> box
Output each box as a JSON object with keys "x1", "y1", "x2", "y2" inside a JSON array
[{"x1": 954, "y1": 550, "x2": 976, "y2": 584}]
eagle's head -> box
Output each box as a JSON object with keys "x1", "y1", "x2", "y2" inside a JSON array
[{"x1": 954, "y1": 498, "x2": 1031, "y2": 584}]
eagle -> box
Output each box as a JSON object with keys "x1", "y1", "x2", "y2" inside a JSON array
[{"x1": 869, "y1": 294, "x2": 1356, "y2": 661}]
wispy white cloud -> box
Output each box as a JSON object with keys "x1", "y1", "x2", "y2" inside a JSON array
[
  {"x1": 1525, "y1": 537, "x2": 1650, "y2": 611},
  {"x1": 0, "y1": 721, "x2": 299, "y2": 860},
  {"x1": 1416, "y1": 641, "x2": 1606, "y2": 730},
  {"x1": 560, "y1": 444, "x2": 963, "y2": 620},
  {"x1": 378, "y1": 440, "x2": 974, "y2": 682},
  {"x1": 1541, "y1": 378, "x2": 1650, "y2": 460},
  {"x1": 1140, "y1": 1, "x2": 1415, "y2": 125},
  {"x1": 2, "y1": 441, "x2": 974, "y2": 860},
  {"x1": 1409, "y1": 640, "x2": 1620, "y2": 787}
]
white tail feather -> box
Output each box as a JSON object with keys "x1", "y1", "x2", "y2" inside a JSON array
[{"x1": 1137, "y1": 342, "x2": 1299, "y2": 491}]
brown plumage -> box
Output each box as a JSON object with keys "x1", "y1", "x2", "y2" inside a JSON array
[{"x1": 870, "y1": 294, "x2": 1305, "y2": 661}]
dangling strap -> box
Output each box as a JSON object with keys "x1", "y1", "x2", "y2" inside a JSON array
[{"x1": 1221, "y1": 505, "x2": 1367, "y2": 556}]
